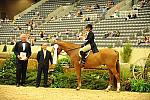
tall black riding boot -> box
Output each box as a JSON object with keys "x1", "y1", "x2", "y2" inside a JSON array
[{"x1": 80, "y1": 51, "x2": 86, "y2": 64}]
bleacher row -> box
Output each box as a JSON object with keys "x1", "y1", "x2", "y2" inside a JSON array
[
  {"x1": 0, "y1": 0, "x2": 74, "y2": 43},
  {"x1": 0, "y1": 0, "x2": 150, "y2": 48}
]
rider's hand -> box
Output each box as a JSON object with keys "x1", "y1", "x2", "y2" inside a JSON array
[
  {"x1": 81, "y1": 44, "x2": 84, "y2": 48},
  {"x1": 24, "y1": 57, "x2": 28, "y2": 61},
  {"x1": 17, "y1": 55, "x2": 22, "y2": 60}
]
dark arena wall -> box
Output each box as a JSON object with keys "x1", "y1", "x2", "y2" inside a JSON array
[{"x1": 0, "y1": 0, "x2": 41, "y2": 19}]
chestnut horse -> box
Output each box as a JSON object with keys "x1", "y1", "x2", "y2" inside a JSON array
[{"x1": 55, "y1": 40, "x2": 120, "y2": 92}]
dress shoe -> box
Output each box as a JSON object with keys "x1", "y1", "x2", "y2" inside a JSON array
[
  {"x1": 36, "y1": 84, "x2": 40, "y2": 88},
  {"x1": 16, "y1": 83, "x2": 20, "y2": 87},
  {"x1": 21, "y1": 84, "x2": 26, "y2": 87},
  {"x1": 43, "y1": 85, "x2": 49, "y2": 88}
]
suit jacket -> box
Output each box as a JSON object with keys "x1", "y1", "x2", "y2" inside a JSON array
[
  {"x1": 84, "y1": 31, "x2": 99, "y2": 53},
  {"x1": 37, "y1": 50, "x2": 53, "y2": 67},
  {"x1": 14, "y1": 41, "x2": 31, "y2": 60}
]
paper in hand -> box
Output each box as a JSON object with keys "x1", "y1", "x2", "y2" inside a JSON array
[{"x1": 20, "y1": 52, "x2": 27, "y2": 60}]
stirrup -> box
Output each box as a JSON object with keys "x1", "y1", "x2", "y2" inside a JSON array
[{"x1": 81, "y1": 60, "x2": 85, "y2": 64}]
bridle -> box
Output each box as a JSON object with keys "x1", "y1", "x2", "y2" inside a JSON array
[
  {"x1": 57, "y1": 44, "x2": 81, "y2": 52},
  {"x1": 67, "y1": 47, "x2": 81, "y2": 52},
  {"x1": 54, "y1": 40, "x2": 81, "y2": 52}
]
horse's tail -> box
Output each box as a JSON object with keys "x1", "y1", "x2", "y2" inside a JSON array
[
  {"x1": 116, "y1": 60, "x2": 120, "y2": 75},
  {"x1": 113, "y1": 51, "x2": 120, "y2": 88},
  {"x1": 115, "y1": 50, "x2": 120, "y2": 74}
]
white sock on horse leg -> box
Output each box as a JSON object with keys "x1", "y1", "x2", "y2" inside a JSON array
[
  {"x1": 106, "y1": 85, "x2": 112, "y2": 90},
  {"x1": 117, "y1": 82, "x2": 120, "y2": 91},
  {"x1": 79, "y1": 83, "x2": 81, "y2": 87}
]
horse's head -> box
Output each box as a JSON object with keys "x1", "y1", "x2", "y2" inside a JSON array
[
  {"x1": 53, "y1": 39, "x2": 81, "y2": 56},
  {"x1": 57, "y1": 45, "x2": 63, "y2": 55}
]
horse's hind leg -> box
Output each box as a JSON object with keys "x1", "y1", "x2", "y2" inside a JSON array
[
  {"x1": 115, "y1": 74, "x2": 120, "y2": 92},
  {"x1": 105, "y1": 70, "x2": 113, "y2": 92},
  {"x1": 74, "y1": 64, "x2": 81, "y2": 90},
  {"x1": 110, "y1": 66, "x2": 120, "y2": 92}
]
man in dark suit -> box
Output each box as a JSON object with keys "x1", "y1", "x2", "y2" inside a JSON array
[
  {"x1": 14, "y1": 34, "x2": 31, "y2": 87},
  {"x1": 36, "y1": 43, "x2": 53, "y2": 88},
  {"x1": 80, "y1": 24, "x2": 99, "y2": 64}
]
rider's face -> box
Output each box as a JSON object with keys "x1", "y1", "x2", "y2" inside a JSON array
[{"x1": 85, "y1": 28, "x2": 90, "y2": 32}]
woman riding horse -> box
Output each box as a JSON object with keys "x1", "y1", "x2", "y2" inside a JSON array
[
  {"x1": 53, "y1": 24, "x2": 120, "y2": 92},
  {"x1": 80, "y1": 24, "x2": 99, "y2": 64},
  {"x1": 54, "y1": 42, "x2": 120, "y2": 92}
]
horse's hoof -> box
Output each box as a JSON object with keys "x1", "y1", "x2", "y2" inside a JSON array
[
  {"x1": 76, "y1": 87, "x2": 80, "y2": 91},
  {"x1": 105, "y1": 89, "x2": 109, "y2": 92},
  {"x1": 117, "y1": 90, "x2": 120, "y2": 93}
]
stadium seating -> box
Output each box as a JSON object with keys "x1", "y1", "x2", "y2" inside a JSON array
[{"x1": 0, "y1": 0, "x2": 149, "y2": 48}]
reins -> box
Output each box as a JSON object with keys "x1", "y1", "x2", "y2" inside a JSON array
[{"x1": 67, "y1": 47, "x2": 81, "y2": 52}]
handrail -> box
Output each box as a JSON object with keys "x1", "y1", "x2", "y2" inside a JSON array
[
  {"x1": 14, "y1": 0, "x2": 49, "y2": 20},
  {"x1": 45, "y1": 0, "x2": 82, "y2": 22},
  {"x1": 105, "y1": 0, "x2": 133, "y2": 19}
]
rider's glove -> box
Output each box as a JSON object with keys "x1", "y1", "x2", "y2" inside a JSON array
[{"x1": 81, "y1": 44, "x2": 84, "y2": 48}]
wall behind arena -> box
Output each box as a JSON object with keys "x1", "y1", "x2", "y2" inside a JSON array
[
  {"x1": 114, "y1": 47, "x2": 150, "y2": 64},
  {"x1": 0, "y1": 45, "x2": 149, "y2": 65},
  {"x1": 0, "y1": 45, "x2": 149, "y2": 70},
  {"x1": 0, "y1": 0, "x2": 40, "y2": 19}
]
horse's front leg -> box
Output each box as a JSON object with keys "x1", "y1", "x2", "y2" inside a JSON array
[
  {"x1": 74, "y1": 64, "x2": 81, "y2": 90},
  {"x1": 105, "y1": 70, "x2": 113, "y2": 92}
]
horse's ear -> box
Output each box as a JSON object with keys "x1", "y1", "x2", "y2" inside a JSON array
[
  {"x1": 55, "y1": 38, "x2": 62, "y2": 43},
  {"x1": 50, "y1": 39, "x2": 57, "y2": 44},
  {"x1": 54, "y1": 39, "x2": 57, "y2": 43}
]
